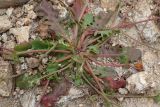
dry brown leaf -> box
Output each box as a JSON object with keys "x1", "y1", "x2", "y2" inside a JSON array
[
  {"x1": 94, "y1": 11, "x2": 112, "y2": 28},
  {"x1": 41, "y1": 79, "x2": 71, "y2": 107},
  {"x1": 35, "y1": 0, "x2": 65, "y2": 35}
]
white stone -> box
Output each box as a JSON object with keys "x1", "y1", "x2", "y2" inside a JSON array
[
  {"x1": 126, "y1": 72, "x2": 151, "y2": 94},
  {"x1": 130, "y1": 0, "x2": 160, "y2": 42},
  {"x1": 66, "y1": 0, "x2": 74, "y2": 4},
  {"x1": 20, "y1": 91, "x2": 36, "y2": 107},
  {"x1": 9, "y1": 26, "x2": 31, "y2": 43},
  {"x1": 0, "y1": 15, "x2": 12, "y2": 33},
  {"x1": 42, "y1": 57, "x2": 48, "y2": 64},
  {"x1": 1, "y1": 33, "x2": 8, "y2": 42},
  {"x1": 118, "y1": 88, "x2": 128, "y2": 95},
  {"x1": 21, "y1": 63, "x2": 28, "y2": 70},
  {"x1": 117, "y1": 97, "x2": 124, "y2": 102},
  {"x1": 24, "y1": 4, "x2": 34, "y2": 12},
  {"x1": 27, "y1": 10, "x2": 37, "y2": 19},
  {"x1": 59, "y1": 7, "x2": 68, "y2": 19},
  {"x1": 19, "y1": 57, "x2": 25, "y2": 63},
  {"x1": 6, "y1": 8, "x2": 14, "y2": 17}
]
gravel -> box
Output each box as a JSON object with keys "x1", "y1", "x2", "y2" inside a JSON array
[{"x1": 0, "y1": 15, "x2": 12, "y2": 33}]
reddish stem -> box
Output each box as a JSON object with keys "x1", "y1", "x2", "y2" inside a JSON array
[
  {"x1": 95, "y1": 54, "x2": 121, "y2": 58},
  {"x1": 53, "y1": 50, "x2": 71, "y2": 53},
  {"x1": 54, "y1": 55, "x2": 72, "y2": 63},
  {"x1": 78, "y1": 2, "x2": 88, "y2": 22},
  {"x1": 72, "y1": 24, "x2": 78, "y2": 45},
  {"x1": 77, "y1": 28, "x2": 95, "y2": 50},
  {"x1": 84, "y1": 61, "x2": 103, "y2": 92},
  {"x1": 17, "y1": 49, "x2": 71, "y2": 55},
  {"x1": 112, "y1": 16, "x2": 160, "y2": 29}
]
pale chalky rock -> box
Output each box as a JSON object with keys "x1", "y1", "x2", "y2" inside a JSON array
[
  {"x1": 0, "y1": 61, "x2": 13, "y2": 96},
  {"x1": 9, "y1": 26, "x2": 30, "y2": 43},
  {"x1": 0, "y1": 15, "x2": 12, "y2": 33},
  {"x1": 118, "y1": 88, "x2": 128, "y2": 95},
  {"x1": 6, "y1": 7, "x2": 14, "y2": 17},
  {"x1": 129, "y1": 0, "x2": 160, "y2": 42},
  {"x1": 126, "y1": 72, "x2": 147, "y2": 94},
  {"x1": 126, "y1": 72, "x2": 153, "y2": 94},
  {"x1": 20, "y1": 91, "x2": 36, "y2": 107}
]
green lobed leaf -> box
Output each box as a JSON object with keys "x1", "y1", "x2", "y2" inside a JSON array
[
  {"x1": 46, "y1": 63, "x2": 59, "y2": 73},
  {"x1": 31, "y1": 39, "x2": 53, "y2": 50},
  {"x1": 12, "y1": 52, "x2": 20, "y2": 62},
  {"x1": 56, "y1": 39, "x2": 70, "y2": 50},
  {"x1": 94, "y1": 66, "x2": 117, "y2": 78},
  {"x1": 73, "y1": 74, "x2": 84, "y2": 86},
  {"x1": 154, "y1": 94, "x2": 160, "y2": 104},
  {"x1": 120, "y1": 47, "x2": 141, "y2": 63},
  {"x1": 16, "y1": 73, "x2": 40, "y2": 89},
  {"x1": 88, "y1": 45, "x2": 100, "y2": 54},
  {"x1": 82, "y1": 13, "x2": 94, "y2": 28},
  {"x1": 118, "y1": 55, "x2": 129, "y2": 64},
  {"x1": 71, "y1": 66, "x2": 84, "y2": 86},
  {"x1": 72, "y1": 55, "x2": 84, "y2": 63},
  {"x1": 14, "y1": 42, "x2": 32, "y2": 52},
  {"x1": 94, "y1": 30, "x2": 113, "y2": 38}
]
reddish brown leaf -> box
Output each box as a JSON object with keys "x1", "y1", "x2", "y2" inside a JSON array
[
  {"x1": 103, "y1": 77, "x2": 126, "y2": 90},
  {"x1": 94, "y1": 11, "x2": 113, "y2": 28},
  {"x1": 35, "y1": 0, "x2": 65, "y2": 35},
  {"x1": 70, "y1": 0, "x2": 86, "y2": 21},
  {"x1": 40, "y1": 79, "x2": 71, "y2": 107}
]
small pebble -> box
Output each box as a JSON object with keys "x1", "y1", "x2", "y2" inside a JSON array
[
  {"x1": 79, "y1": 104, "x2": 84, "y2": 107},
  {"x1": 21, "y1": 63, "x2": 28, "y2": 70},
  {"x1": 19, "y1": 57, "x2": 25, "y2": 63},
  {"x1": 128, "y1": 12, "x2": 132, "y2": 17},
  {"x1": 66, "y1": 0, "x2": 74, "y2": 4},
  {"x1": 27, "y1": 10, "x2": 37, "y2": 19},
  {"x1": 42, "y1": 57, "x2": 48, "y2": 64},
  {"x1": 13, "y1": 91, "x2": 17, "y2": 96},
  {"x1": 15, "y1": 87, "x2": 20, "y2": 92},
  {"x1": 20, "y1": 90, "x2": 24, "y2": 95},
  {"x1": 118, "y1": 88, "x2": 128, "y2": 95},
  {"x1": 36, "y1": 95, "x2": 41, "y2": 101},
  {"x1": 1, "y1": 33, "x2": 8, "y2": 42},
  {"x1": 6, "y1": 8, "x2": 14, "y2": 17},
  {"x1": 117, "y1": 97, "x2": 124, "y2": 102}
]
